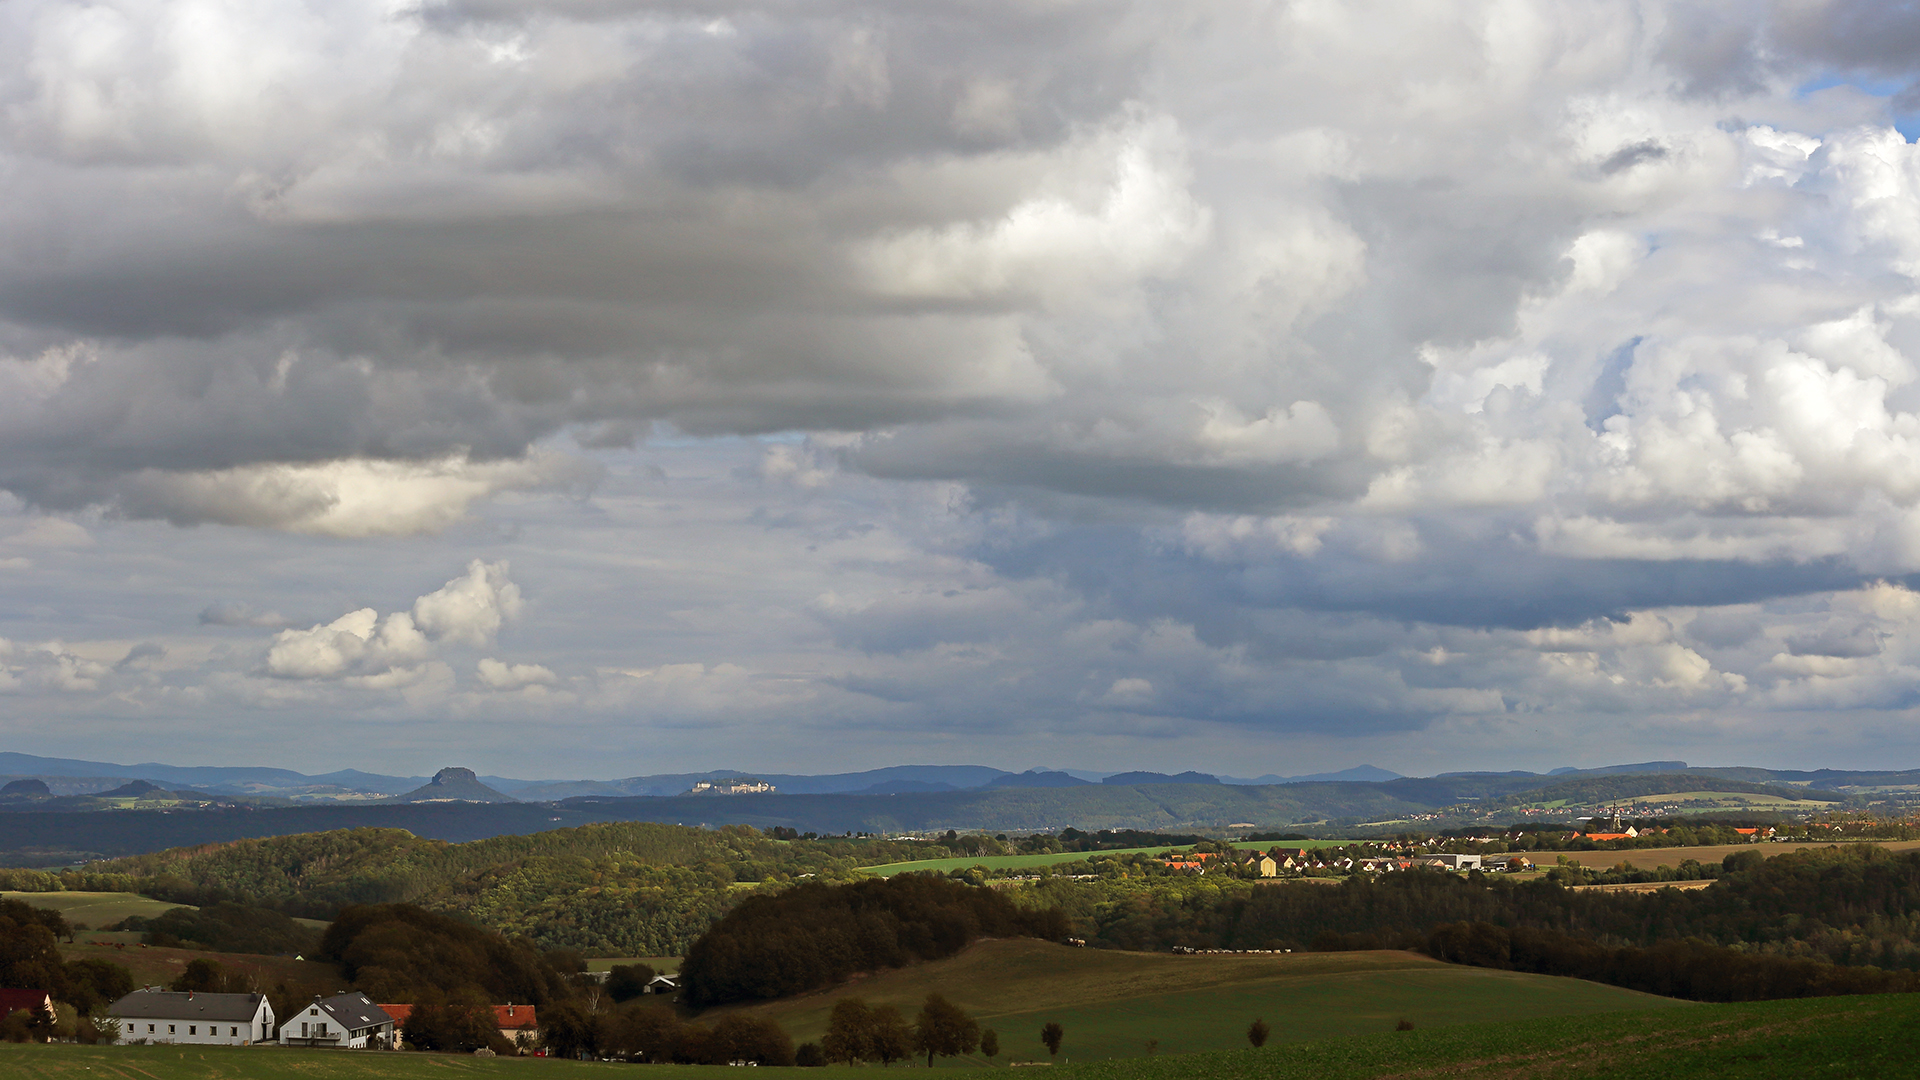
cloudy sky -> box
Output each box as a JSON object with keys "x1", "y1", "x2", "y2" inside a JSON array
[{"x1": 10, "y1": 1, "x2": 1920, "y2": 780}]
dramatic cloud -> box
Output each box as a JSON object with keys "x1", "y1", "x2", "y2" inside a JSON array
[
  {"x1": 10, "y1": 1, "x2": 1920, "y2": 774},
  {"x1": 265, "y1": 560, "x2": 522, "y2": 680}
]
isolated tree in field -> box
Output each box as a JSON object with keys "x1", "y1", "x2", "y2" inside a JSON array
[
  {"x1": 1040, "y1": 1021, "x2": 1064, "y2": 1058},
  {"x1": 1247, "y1": 1018, "x2": 1270, "y2": 1048},
  {"x1": 980, "y1": 1027, "x2": 999, "y2": 1062},
  {"x1": 913, "y1": 993, "x2": 980, "y2": 1066},
  {"x1": 822, "y1": 998, "x2": 876, "y2": 1064},
  {"x1": 870, "y1": 1004, "x2": 914, "y2": 1066}
]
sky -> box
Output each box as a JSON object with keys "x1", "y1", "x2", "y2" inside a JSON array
[{"x1": 11, "y1": 2, "x2": 1920, "y2": 781}]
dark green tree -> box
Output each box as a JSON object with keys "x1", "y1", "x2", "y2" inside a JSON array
[
  {"x1": 169, "y1": 958, "x2": 229, "y2": 993},
  {"x1": 980, "y1": 1027, "x2": 999, "y2": 1061},
  {"x1": 605, "y1": 962, "x2": 658, "y2": 1003},
  {"x1": 1247, "y1": 1018, "x2": 1269, "y2": 1048},
  {"x1": 62, "y1": 959, "x2": 133, "y2": 1017},
  {"x1": 1040, "y1": 1021, "x2": 1064, "y2": 1058},
  {"x1": 712, "y1": 1013, "x2": 795, "y2": 1066},
  {"x1": 870, "y1": 1005, "x2": 913, "y2": 1066},
  {"x1": 608, "y1": 1000, "x2": 682, "y2": 1062},
  {"x1": 821, "y1": 998, "x2": 874, "y2": 1064},
  {"x1": 540, "y1": 1000, "x2": 599, "y2": 1060},
  {"x1": 913, "y1": 992, "x2": 981, "y2": 1067}
]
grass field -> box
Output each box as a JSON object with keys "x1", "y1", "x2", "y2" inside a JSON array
[
  {"x1": 1063, "y1": 992, "x2": 1920, "y2": 1080},
  {"x1": 2, "y1": 891, "x2": 192, "y2": 926},
  {"x1": 863, "y1": 839, "x2": 1348, "y2": 877},
  {"x1": 0, "y1": 1043, "x2": 653, "y2": 1080},
  {"x1": 720, "y1": 938, "x2": 1686, "y2": 1062},
  {"x1": 57, "y1": 938, "x2": 344, "y2": 990},
  {"x1": 0, "y1": 993, "x2": 1909, "y2": 1078}
]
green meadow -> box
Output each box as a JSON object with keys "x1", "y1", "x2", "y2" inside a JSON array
[
  {"x1": 1, "y1": 891, "x2": 192, "y2": 926},
  {"x1": 5, "y1": 993, "x2": 1907, "y2": 1079},
  {"x1": 1066, "y1": 992, "x2": 1920, "y2": 1080},
  {"x1": 723, "y1": 938, "x2": 1686, "y2": 1062}
]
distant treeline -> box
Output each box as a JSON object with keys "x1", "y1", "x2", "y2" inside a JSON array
[
  {"x1": 112, "y1": 900, "x2": 316, "y2": 956},
  {"x1": 680, "y1": 874, "x2": 1069, "y2": 1006},
  {"x1": 1417, "y1": 922, "x2": 1920, "y2": 1002},
  {"x1": 1021, "y1": 846, "x2": 1920, "y2": 976}
]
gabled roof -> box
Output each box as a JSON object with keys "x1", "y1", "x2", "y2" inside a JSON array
[
  {"x1": 0, "y1": 989, "x2": 53, "y2": 1016},
  {"x1": 108, "y1": 990, "x2": 266, "y2": 1022},
  {"x1": 307, "y1": 993, "x2": 391, "y2": 1031}
]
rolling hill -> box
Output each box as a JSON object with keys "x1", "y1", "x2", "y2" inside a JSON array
[{"x1": 716, "y1": 938, "x2": 1690, "y2": 1061}]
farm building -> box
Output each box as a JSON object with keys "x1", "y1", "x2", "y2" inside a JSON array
[
  {"x1": 109, "y1": 989, "x2": 274, "y2": 1046},
  {"x1": 280, "y1": 992, "x2": 393, "y2": 1049}
]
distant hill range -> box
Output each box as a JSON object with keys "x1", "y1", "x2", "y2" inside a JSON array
[
  {"x1": 0, "y1": 750, "x2": 1908, "y2": 867},
  {"x1": 0, "y1": 766, "x2": 1870, "y2": 867},
  {"x1": 0, "y1": 753, "x2": 1413, "y2": 802}
]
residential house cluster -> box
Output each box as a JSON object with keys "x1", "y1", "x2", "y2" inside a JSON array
[{"x1": 103, "y1": 988, "x2": 573, "y2": 1053}]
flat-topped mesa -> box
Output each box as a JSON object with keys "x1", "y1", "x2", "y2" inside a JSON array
[{"x1": 388, "y1": 767, "x2": 517, "y2": 804}]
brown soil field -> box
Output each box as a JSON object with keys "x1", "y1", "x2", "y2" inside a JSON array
[{"x1": 1552, "y1": 838, "x2": 1920, "y2": 871}]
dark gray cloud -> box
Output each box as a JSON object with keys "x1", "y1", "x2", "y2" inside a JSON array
[{"x1": 7, "y1": 2, "x2": 1920, "y2": 775}]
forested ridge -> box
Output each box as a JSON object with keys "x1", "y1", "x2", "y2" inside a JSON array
[
  {"x1": 0, "y1": 822, "x2": 1221, "y2": 954},
  {"x1": 1019, "y1": 845, "x2": 1920, "y2": 971}
]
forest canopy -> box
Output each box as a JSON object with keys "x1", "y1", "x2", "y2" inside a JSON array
[
  {"x1": 679, "y1": 874, "x2": 1068, "y2": 1006},
  {"x1": 318, "y1": 903, "x2": 573, "y2": 1005}
]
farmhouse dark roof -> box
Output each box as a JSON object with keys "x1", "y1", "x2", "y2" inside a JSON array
[
  {"x1": 107, "y1": 990, "x2": 264, "y2": 1022},
  {"x1": 308, "y1": 992, "x2": 392, "y2": 1031}
]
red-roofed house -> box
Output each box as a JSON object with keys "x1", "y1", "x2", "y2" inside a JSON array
[
  {"x1": 381, "y1": 1003, "x2": 539, "y2": 1051},
  {"x1": 496, "y1": 1004, "x2": 538, "y2": 1049},
  {"x1": 0, "y1": 989, "x2": 55, "y2": 1040}
]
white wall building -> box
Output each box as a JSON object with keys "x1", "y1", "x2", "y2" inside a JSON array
[
  {"x1": 108, "y1": 989, "x2": 274, "y2": 1045},
  {"x1": 280, "y1": 992, "x2": 394, "y2": 1049}
]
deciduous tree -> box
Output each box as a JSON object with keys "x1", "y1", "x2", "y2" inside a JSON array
[
  {"x1": 913, "y1": 993, "x2": 980, "y2": 1067},
  {"x1": 1040, "y1": 1021, "x2": 1064, "y2": 1058}
]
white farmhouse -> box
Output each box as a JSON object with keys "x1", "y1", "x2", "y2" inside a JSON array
[
  {"x1": 108, "y1": 989, "x2": 274, "y2": 1045},
  {"x1": 280, "y1": 992, "x2": 395, "y2": 1049}
]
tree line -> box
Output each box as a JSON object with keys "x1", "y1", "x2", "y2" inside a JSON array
[
  {"x1": 0, "y1": 899, "x2": 133, "y2": 1028},
  {"x1": 679, "y1": 873, "x2": 1070, "y2": 1006}
]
